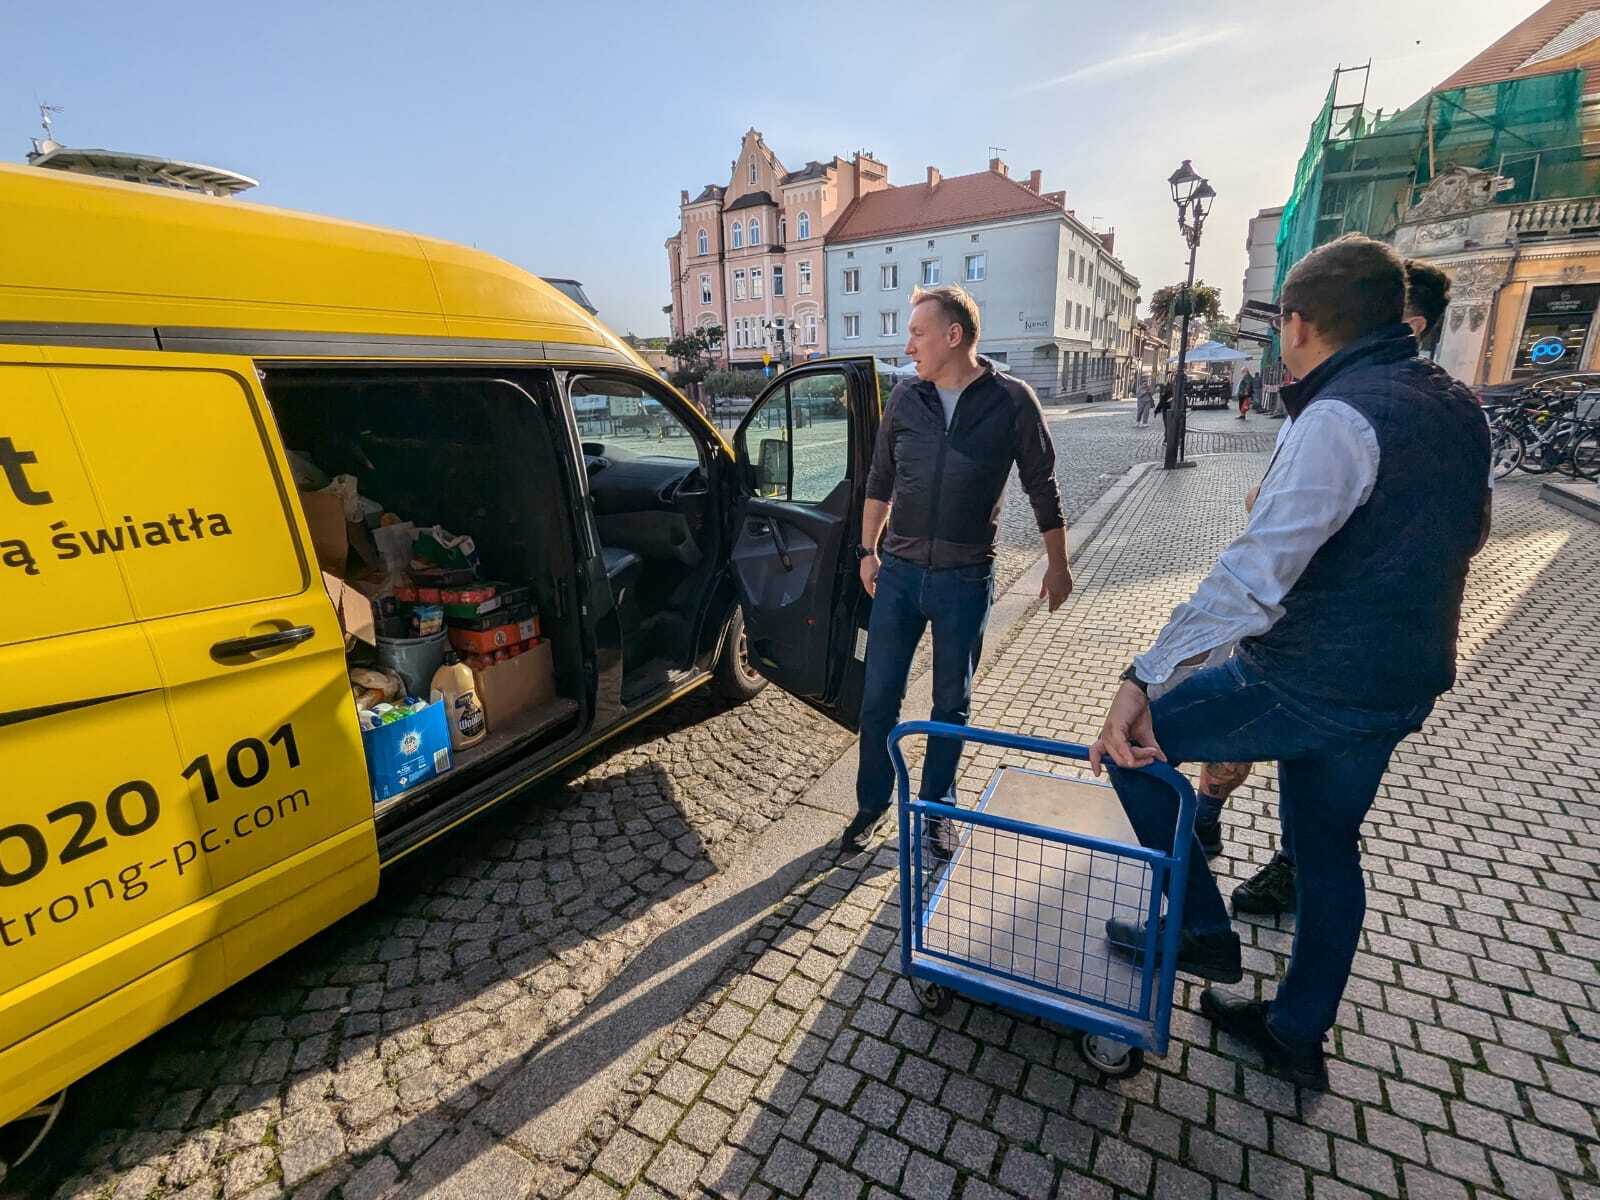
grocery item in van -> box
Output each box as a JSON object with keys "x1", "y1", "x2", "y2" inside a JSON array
[
  {"x1": 430, "y1": 654, "x2": 487, "y2": 749},
  {"x1": 449, "y1": 615, "x2": 541, "y2": 655}
]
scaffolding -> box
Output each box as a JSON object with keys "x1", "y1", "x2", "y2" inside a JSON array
[{"x1": 1261, "y1": 63, "x2": 1587, "y2": 381}]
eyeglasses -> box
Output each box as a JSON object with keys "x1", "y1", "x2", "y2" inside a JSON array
[{"x1": 1268, "y1": 309, "x2": 1298, "y2": 333}]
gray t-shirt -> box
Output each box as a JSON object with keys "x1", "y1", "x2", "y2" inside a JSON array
[{"x1": 936, "y1": 386, "x2": 961, "y2": 430}]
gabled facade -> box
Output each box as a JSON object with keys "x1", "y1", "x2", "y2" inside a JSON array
[{"x1": 666, "y1": 130, "x2": 889, "y2": 368}]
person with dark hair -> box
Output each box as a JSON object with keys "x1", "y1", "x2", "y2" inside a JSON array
[
  {"x1": 1089, "y1": 234, "x2": 1490, "y2": 1090},
  {"x1": 1215, "y1": 256, "x2": 1461, "y2": 918},
  {"x1": 842, "y1": 284, "x2": 1072, "y2": 854}
]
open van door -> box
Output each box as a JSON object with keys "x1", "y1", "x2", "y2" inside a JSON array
[{"x1": 728, "y1": 359, "x2": 884, "y2": 730}]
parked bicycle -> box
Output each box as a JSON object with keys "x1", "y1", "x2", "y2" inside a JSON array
[{"x1": 1484, "y1": 375, "x2": 1600, "y2": 481}]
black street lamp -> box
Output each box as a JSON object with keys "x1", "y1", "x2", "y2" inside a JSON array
[{"x1": 1163, "y1": 161, "x2": 1216, "y2": 470}]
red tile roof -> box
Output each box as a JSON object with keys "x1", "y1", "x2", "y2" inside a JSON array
[
  {"x1": 1436, "y1": 0, "x2": 1600, "y2": 90},
  {"x1": 826, "y1": 167, "x2": 1061, "y2": 243}
]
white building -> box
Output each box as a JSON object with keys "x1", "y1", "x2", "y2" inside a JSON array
[
  {"x1": 823, "y1": 159, "x2": 1139, "y2": 402},
  {"x1": 1241, "y1": 206, "x2": 1284, "y2": 308}
]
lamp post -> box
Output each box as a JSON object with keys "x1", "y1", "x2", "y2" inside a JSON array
[{"x1": 1163, "y1": 160, "x2": 1216, "y2": 471}]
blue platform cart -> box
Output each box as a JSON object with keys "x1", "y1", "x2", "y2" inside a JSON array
[{"x1": 890, "y1": 720, "x2": 1199, "y2": 1078}]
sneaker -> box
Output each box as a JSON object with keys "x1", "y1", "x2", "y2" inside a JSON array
[
  {"x1": 1232, "y1": 853, "x2": 1298, "y2": 916},
  {"x1": 1193, "y1": 819, "x2": 1223, "y2": 858},
  {"x1": 1104, "y1": 917, "x2": 1243, "y2": 984},
  {"x1": 1200, "y1": 989, "x2": 1329, "y2": 1090},
  {"x1": 838, "y1": 808, "x2": 889, "y2": 855},
  {"x1": 924, "y1": 815, "x2": 960, "y2": 863}
]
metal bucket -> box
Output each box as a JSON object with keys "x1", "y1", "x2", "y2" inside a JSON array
[{"x1": 377, "y1": 630, "x2": 448, "y2": 697}]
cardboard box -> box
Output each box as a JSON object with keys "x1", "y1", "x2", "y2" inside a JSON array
[
  {"x1": 448, "y1": 616, "x2": 540, "y2": 655},
  {"x1": 301, "y1": 490, "x2": 349, "y2": 575},
  {"x1": 321, "y1": 571, "x2": 377, "y2": 646},
  {"x1": 473, "y1": 639, "x2": 555, "y2": 730},
  {"x1": 362, "y1": 699, "x2": 453, "y2": 802}
]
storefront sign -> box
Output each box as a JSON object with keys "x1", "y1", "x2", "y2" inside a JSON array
[{"x1": 1515, "y1": 284, "x2": 1600, "y2": 376}]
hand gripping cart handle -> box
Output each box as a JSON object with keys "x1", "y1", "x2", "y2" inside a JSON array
[{"x1": 889, "y1": 719, "x2": 1199, "y2": 1078}]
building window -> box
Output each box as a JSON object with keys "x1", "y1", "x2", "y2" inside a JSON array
[
  {"x1": 697, "y1": 228, "x2": 708, "y2": 256},
  {"x1": 844, "y1": 313, "x2": 861, "y2": 339},
  {"x1": 751, "y1": 268, "x2": 764, "y2": 299},
  {"x1": 734, "y1": 269, "x2": 747, "y2": 300},
  {"x1": 779, "y1": 215, "x2": 787, "y2": 242},
  {"x1": 805, "y1": 313, "x2": 818, "y2": 345},
  {"x1": 749, "y1": 217, "x2": 761, "y2": 245},
  {"x1": 881, "y1": 263, "x2": 898, "y2": 290},
  {"x1": 731, "y1": 222, "x2": 743, "y2": 249},
  {"x1": 970, "y1": 233, "x2": 980, "y2": 243},
  {"x1": 1068, "y1": 250, "x2": 1076, "y2": 277},
  {"x1": 798, "y1": 211, "x2": 811, "y2": 240},
  {"x1": 799, "y1": 260, "x2": 813, "y2": 293},
  {"x1": 881, "y1": 311, "x2": 898, "y2": 337},
  {"x1": 703, "y1": 322, "x2": 722, "y2": 350},
  {"x1": 920, "y1": 259, "x2": 941, "y2": 286},
  {"x1": 844, "y1": 267, "x2": 860, "y2": 294},
  {"x1": 750, "y1": 160, "x2": 758, "y2": 185},
  {"x1": 773, "y1": 265, "x2": 784, "y2": 297},
  {"x1": 966, "y1": 253, "x2": 986, "y2": 282},
  {"x1": 699, "y1": 273, "x2": 712, "y2": 305}
]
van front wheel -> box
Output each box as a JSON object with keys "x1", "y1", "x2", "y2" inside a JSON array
[{"x1": 714, "y1": 606, "x2": 767, "y2": 702}]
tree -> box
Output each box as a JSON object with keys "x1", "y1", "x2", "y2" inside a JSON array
[
  {"x1": 1147, "y1": 281, "x2": 1223, "y2": 336},
  {"x1": 665, "y1": 325, "x2": 723, "y2": 383},
  {"x1": 1204, "y1": 316, "x2": 1238, "y2": 346}
]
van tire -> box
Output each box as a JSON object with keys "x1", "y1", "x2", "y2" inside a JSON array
[{"x1": 714, "y1": 606, "x2": 767, "y2": 702}]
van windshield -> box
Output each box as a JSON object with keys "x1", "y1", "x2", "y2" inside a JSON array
[{"x1": 571, "y1": 382, "x2": 701, "y2": 463}]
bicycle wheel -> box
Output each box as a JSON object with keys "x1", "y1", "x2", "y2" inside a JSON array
[
  {"x1": 1521, "y1": 423, "x2": 1566, "y2": 474},
  {"x1": 1490, "y1": 426, "x2": 1525, "y2": 478},
  {"x1": 1567, "y1": 421, "x2": 1600, "y2": 480}
]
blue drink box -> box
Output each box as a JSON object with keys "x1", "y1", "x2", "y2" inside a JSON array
[{"x1": 362, "y1": 698, "x2": 453, "y2": 802}]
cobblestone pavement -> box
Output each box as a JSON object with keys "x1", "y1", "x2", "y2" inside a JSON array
[
  {"x1": 556, "y1": 465, "x2": 1600, "y2": 1200},
  {"x1": 13, "y1": 404, "x2": 1182, "y2": 1200}
]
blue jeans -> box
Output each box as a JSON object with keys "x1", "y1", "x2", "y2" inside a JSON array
[
  {"x1": 1107, "y1": 654, "x2": 1429, "y2": 1049},
  {"x1": 856, "y1": 553, "x2": 995, "y2": 817}
]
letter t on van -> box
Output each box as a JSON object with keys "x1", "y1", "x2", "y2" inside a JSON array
[{"x1": 0, "y1": 438, "x2": 52, "y2": 505}]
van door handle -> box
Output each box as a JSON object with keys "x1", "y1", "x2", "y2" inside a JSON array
[{"x1": 211, "y1": 625, "x2": 315, "y2": 661}]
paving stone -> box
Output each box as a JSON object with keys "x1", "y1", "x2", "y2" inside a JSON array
[
  {"x1": 675, "y1": 1102, "x2": 735, "y2": 1156},
  {"x1": 996, "y1": 1147, "x2": 1055, "y2": 1197},
  {"x1": 990, "y1": 1094, "x2": 1045, "y2": 1144},
  {"x1": 1092, "y1": 1137, "x2": 1154, "y2": 1192},
  {"x1": 850, "y1": 1081, "x2": 906, "y2": 1129},
  {"x1": 1335, "y1": 1139, "x2": 1398, "y2": 1197},
  {"x1": 851, "y1": 1131, "x2": 909, "y2": 1188},
  {"x1": 626, "y1": 1095, "x2": 683, "y2": 1143},
  {"x1": 759, "y1": 1138, "x2": 818, "y2": 1195},
  {"x1": 900, "y1": 1152, "x2": 957, "y2": 1200},
  {"x1": 643, "y1": 1142, "x2": 707, "y2": 1200},
  {"x1": 806, "y1": 1109, "x2": 865, "y2": 1163},
  {"x1": 944, "y1": 1120, "x2": 1000, "y2": 1176},
  {"x1": 1246, "y1": 1150, "x2": 1307, "y2": 1200},
  {"x1": 804, "y1": 1163, "x2": 866, "y2": 1200}
]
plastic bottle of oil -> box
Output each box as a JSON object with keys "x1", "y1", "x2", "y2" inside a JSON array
[{"x1": 430, "y1": 652, "x2": 486, "y2": 749}]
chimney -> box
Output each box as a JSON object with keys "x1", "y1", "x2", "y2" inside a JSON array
[
  {"x1": 926, "y1": 165, "x2": 941, "y2": 190},
  {"x1": 680, "y1": 189, "x2": 689, "y2": 205},
  {"x1": 988, "y1": 157, "x2": 1008, "y2": 177},
  {"x1": 1099, "y1": 230, "x2": 1116, "y2": 255},
  {"x1": 1044, "y1": 190, "x2": 1067, "y2": 210},
  {"x1": 1026, "y1": 169, "x2": 1042, "y2": 193}
]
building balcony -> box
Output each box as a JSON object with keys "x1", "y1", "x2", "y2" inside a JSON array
[{"x1": 1507, "y1": 195, "x2": 1600, "y2": 240}]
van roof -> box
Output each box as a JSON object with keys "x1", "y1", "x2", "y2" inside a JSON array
[{"x1": 0, "y1": 164, "x2": 647, "y2": 370}]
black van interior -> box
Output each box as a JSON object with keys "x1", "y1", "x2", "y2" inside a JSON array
[
  {"x1": 265, "y1": 369, "x2": 587, "y2": 815},
  {"x1": 566, "y1": 374, "x2": 725, "y2": 702}
]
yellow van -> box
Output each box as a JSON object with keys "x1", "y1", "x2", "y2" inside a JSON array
[{"x1": 0, "y1": 164, "x2": 885, "y2": 1141}]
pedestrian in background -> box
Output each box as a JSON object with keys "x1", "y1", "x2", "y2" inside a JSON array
[
  {"x1": 1237, "y1": 372, "x2": 1255, "y2": 420},
  {"x1": 1134, "y1": 374, "x2": 1155, "y2": 427}
]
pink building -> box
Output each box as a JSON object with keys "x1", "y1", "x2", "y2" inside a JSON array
[{"x1": 667, "y1": 130, "x2": 888, "y2": 368}]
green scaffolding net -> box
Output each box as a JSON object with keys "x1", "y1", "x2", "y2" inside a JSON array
[{"x1": 1261, "y1": 67, "x2": 1586, "y2": 382}]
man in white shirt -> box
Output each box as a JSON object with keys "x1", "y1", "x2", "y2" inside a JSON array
[{"x1": 1089, "y1": 236, "x2": 1489, "y2": 1090}]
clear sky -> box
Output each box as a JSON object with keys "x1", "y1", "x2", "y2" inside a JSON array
[{"x1": 4, "y1": 0, "x2": 1546, "y2": 337}]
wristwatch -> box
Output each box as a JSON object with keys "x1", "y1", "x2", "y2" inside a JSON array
[
  {"x1": 1119, "y1": 663, "x2": 1149, "y2": 694},
  {"x1": 855, "y1": 545, "x2": 877, "y2": 560}
]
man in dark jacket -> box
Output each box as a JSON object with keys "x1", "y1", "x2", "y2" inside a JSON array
[
  {"x1": 1089, "y1": 235, "x2": 1490, "y2": 1090},
  {"x1": 842, "y1": 285, "x2": 1072, "y2": 852}
]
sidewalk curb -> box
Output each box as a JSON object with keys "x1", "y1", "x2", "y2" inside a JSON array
[{"x1": 468, "y1": 457, "x2": 1164, "y2": 1179}]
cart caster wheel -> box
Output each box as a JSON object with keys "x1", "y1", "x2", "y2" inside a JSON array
[
  {"x1": 912, "y1": 980, "x2": 953, "y2": 1016},
  {"x1": 1077, "y1": 1031, "x2": 1144, "y2": 1078}
]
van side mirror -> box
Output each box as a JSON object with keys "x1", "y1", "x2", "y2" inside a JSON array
[{"x1": 756, "y1": 438, "x2": 789, "y2": 497}]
